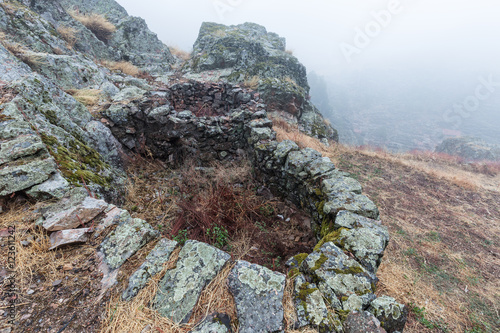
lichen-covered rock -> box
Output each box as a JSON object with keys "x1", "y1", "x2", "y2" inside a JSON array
[
  {"x1": 0, "y1": 157, "x2": 57, "y2": 196},
  {"x1": 436, "y1": 136, "x2": 500, "y2": 161},
  {"x1": 323, "y1": 192, "x2": 379, "y2": 220},
  {"x1": 322, "y1": 175, "x2": 363, "y2": 195},
  {"x1": 293, "y1": 273, "x2": 333, "y2": 332},
  {"x1": 333, "y1": 211, "x2": 390, "y2": 273},
  {"x1": 122, "y1": 238, "x2": 178, "y2": 301},
  {"x1": 99, "y1": 216, "x2": 159, "y2": 270},
  {"x1": 190, "y1": 313, "x2": 232, "y2": 333},
  {"x1": 26, "y1": 171, "x2": 70, "y2": 199},
  {"x1": 368, "y1": 296, "x2": 408, "y2": 333},
  {"x1": 273, "y1": 140, "x2": 300, "y2": 165},
  {"x1": 301, "y1": 242, "x2": 377, "y2": 308},
  {"x1": 285, "y1": 148, "x2": 322, "y2": 176},
  {"x1": 153, "y1": 240, "x2": 230, "y2": 324},
  {"x1": 228, "y1": 260, "x2": 286, "y2": 333},
  {"x1": 344, "y1": 311, "x2": 387, "y2": 333},
  {"x1": 248, "y1": 127, "x2": 275, "y2": 145}
]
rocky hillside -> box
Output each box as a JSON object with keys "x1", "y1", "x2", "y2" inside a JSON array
[{"x1": 0, "y1": 1, "x2": 406, "y2": 332}]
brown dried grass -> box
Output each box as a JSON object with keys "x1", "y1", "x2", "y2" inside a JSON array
[
  {"x1": 66, "y1": 88, "x2": 102, "y2": 107},
  {"x1": 168, "y1": 46, "x2": 191, "y2": 61},
  {"x1": 102, "y1": 60, "x2": 140, "y2": 77},
  {"x1": 100, "y1": 247, "x2": 184, "y2": 333},
  {"x1": 57, "y1": 25, "x2": 78, "y2": 48},
  {"x1": 241, "y1": 75, "x2": 260, "y2": 90},
  {"x1": 70, "y1": 11, "x2": 116, "y2": 43}
]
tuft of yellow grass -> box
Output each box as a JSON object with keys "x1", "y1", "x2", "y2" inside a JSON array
[
  {"x1": 57, "y1": 25, "x2": 78, "y2": 48},
  {"x1": 66, "y1": 88, "x2": 102, "y2": 107},
  {"x1": 168, "y1": 46, "x2": 191, "y2": 61},
  {"x1": 102, "y1": 60, "x2": 140, "y2": 77},
  {"x1": 69, "y1": 11, "x2": 116, "y2": 43},
  {"x1": 241, "y1": 75, "x2": 260, "y2": 90}
]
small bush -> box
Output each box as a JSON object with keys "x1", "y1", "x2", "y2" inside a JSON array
[
  {"x1": 57, "y1": 25, "x2": 78, "y2": 48},
  {"x1": 102, "y1": 60, "x2": 140, "y2": 77},
  {"x1": 70, "y1": 11, "x2": 116, "y2": 43}
]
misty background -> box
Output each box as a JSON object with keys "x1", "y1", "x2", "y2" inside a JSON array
[{"x1": 116, "y1": 0, "x2": 500, "y2": 151}]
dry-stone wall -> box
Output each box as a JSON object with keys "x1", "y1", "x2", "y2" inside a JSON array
[{"x1": 97, "y1": 79, "x2": 407, "y2": 332}]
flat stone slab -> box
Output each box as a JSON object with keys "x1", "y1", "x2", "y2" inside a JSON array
[
  {"x1": 301, "y1": 242, "x2": 376, "y2": 308},
  {"x1": 49, "y1": 228, "x2": 90, "y2": 250},
  {"x1": 323, "y1": 192, "x2": 379, "y2": 220},
  {"x1": 322, "y1": 175, "x2": 363, "y2": 195},
  {"x1": 228, "y1": 260, "x2": 286, "y2": 333},
  {"x1": 293, "y1": 273, "x2": 333, "y2": 331},
  {"x1": 0, "y1": 134, "x2": 46, "y2": 166},
  {"x1": 122, "y1": 238, "x2": 178, "y2": 301},
  {"x1": 152, "y1": 240, "x2": 230, "y2": 324},
  {"x1": 43, "y1": 196, "x2": 108, "y2": 231},
  {"x1": 99, "y1": 217, "x2": 159, "y2": 271}
]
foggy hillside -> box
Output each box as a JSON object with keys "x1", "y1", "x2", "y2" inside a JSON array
[{"x1": 310, "y1": 67, "x2": 500, "y2": 152}]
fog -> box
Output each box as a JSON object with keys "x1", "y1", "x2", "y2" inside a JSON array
[{"x1": 116, "y1": 0, "x2": 500, "y2": 150}]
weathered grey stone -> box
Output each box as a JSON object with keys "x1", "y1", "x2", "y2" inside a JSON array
[
  {"x1": 43, "y1": 197, "x2": 108, "y2": 231},
  {"x1": 0, "y1": 134, "x2": 46, "y2": 166},
  {"x1": 49, "y1": 228, "x2": 90, "y2": 250},
  {"x1": 273, "y1": 140, "x2": 300, "y2": 165},
  {"x1": 0, "y1": 157, "x2": 57, "y2": 196},
  {"x1": 100, "y1": 217, "x2": 159, "y2": 270},
  {"x1": 122, "y1": 238, "x2": 178, "y2": 301},
  {"x1": 305, "y1": 157, "x2": 336, "y2": 178},
  {"x1": 331, "y1": 212, "x2": 389, "y2": 273},
  {"x1": 345, "y1": 311, "x2": 387, "y2": 333},
  {"x1": 26, "y1": 172, "x2": 70, "y2": 200},
  {"x1": 112, "y1": 86, "x2": 146, "y2": 102},
  {"x1": 153, "y1": 240, "x2": 230, "y2": 324},
  {"x1": 323, "y1": 192, "x2": 379, "y2": 220},
  {"x1": 342, "y1": 293, "x2": 376, "y2": 312},
  {"x1": 293, "y1": 273, "x2": 333, "y2": 331},
  {"x1": 322, "y1": 176, "x2": 362, "y2": 195},
  {"x1": 228, "y1": 260, "x2": 286, "y2": 333},
  {"x1": 285, "y1": 148, "x2": 322, "y2": 175},
  {"x1": 301, "y1": 243, "x2": 376, "y2": 303},
  {"x1": 368, "y1": 296, "x2": 408, "y2": 333},
  {"x1": 248, "y1": 127, "x2": 274, "y2": 144},
  {"x1": 190, "y1": 313, "x2": 232, "y2": 333}
]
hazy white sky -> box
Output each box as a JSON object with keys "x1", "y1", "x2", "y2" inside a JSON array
[{"x1": 115, "y1": 0, "x2": 500, "y2": 76}]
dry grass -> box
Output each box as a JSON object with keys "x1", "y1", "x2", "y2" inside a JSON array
[
  {"x1": 0, "y1": 38, "x2": 46, "y2": 68},
  {"x1": 168, "y1": 46, "x2": 191, "y2": 61},
  {"x1": 285, "y1": 49, "x2": 294, "y2": 55},
  {"x1": 100, "y1": 247, "x2": 184, "y2": 333},
  {"x1": 101, "y1": 60, "x2": 140, "y2": 77},
  {"x1": 241, "y1": 75, "x2": 260, "y2": 90},
  {"x1": 66, "y1": 88, "x2": 102, "y2": 107},
  {"x1": 69, "y1": 11, "x2": 116, "y2": 43},
  {"x1": 57, "y1": 25, "x2": 78, "y2": 48}
]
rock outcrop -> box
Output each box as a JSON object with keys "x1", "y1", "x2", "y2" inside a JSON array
[
  {"x1": 185, "y1": 22, "x2": 338, "y2": 143},
  {"x1": 436, "y1": 136, "x2": 500, "y2": 161}
]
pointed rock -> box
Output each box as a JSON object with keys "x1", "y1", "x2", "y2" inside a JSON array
[{"x1": 368, "y1": 296, "x2": 408, "y2": 333}]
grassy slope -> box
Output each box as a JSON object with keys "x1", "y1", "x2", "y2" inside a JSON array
[{"x1": 275, "y1": 121, "x2": 500, "y2": 333}]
